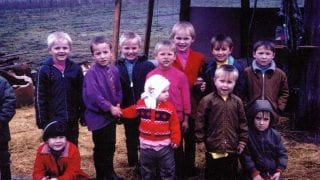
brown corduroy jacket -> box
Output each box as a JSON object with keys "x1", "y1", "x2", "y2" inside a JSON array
[
  {"x1": 195, "y1": 92, "x2": 248, "y2": 153},
  {"x1": 243, "y1": 61, "x2": 289, "y2": 114}
]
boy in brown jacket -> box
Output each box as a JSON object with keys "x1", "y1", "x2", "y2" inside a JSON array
[
  {"x1": 244, "y1": 39, "x2": 289, "y2": 118},
  {"x1": 195, "y1": 64, "x2": 248, "y2": 180}
]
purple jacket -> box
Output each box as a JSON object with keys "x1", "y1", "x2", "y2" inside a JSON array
[{"x1": 83, "y1": 63, "x2": 122, "y2": 131}]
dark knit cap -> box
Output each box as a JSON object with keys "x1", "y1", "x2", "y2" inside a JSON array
[
  {"x1": 42, "y1": 121, "x2": 67, "y2": 141},
  {"x1": 248, "y1": 99, "x2": 277, "y2": 125}
]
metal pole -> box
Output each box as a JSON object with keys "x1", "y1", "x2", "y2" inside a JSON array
[
  {"x1": 112, "y1": 0, "x2": 122, "y2": 64},
  {"x1": 179, "y1": 0, "x2": 190, "y2": 21},
  {"x1": 144, "y1": 0, "x2": 154, "y2": 57}
]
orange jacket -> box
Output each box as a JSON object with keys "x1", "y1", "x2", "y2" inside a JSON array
[{"x1": 33, "y1": 142, "x2": 90, "y2": 180}]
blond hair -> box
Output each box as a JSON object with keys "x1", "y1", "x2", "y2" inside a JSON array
[
  {"x1": 153, "y1": 40, "x2": 176, "y2": 57},
  {"x1": 119, "y1": 31, "x2": 142, "y2": 47},
  {"x1": 47, "y1": 31, "x2": 72, "y2": 49},
  {"x1": 214, "y1": 64, "x2": 239, "y2": 81},
  {"x1": 169, "y1": 21, "x2": 196, "y2": 40}
]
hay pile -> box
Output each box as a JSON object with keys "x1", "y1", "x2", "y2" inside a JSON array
[{"x1": 9, "y1": 106, "x2": 320, "y2": 179}]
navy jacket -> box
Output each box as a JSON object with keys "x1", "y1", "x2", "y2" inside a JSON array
[
  {"x1": 0, "y1": 76, "x2": 16, "y2": 142},
  {"x1": 116, "y1": 56, "x2": 155, "y2": 108},
  {"x1": 200, "y1": 57, "x2": 247, "y2": 99},
  {"x1": 35, "y1": 57, "x2": 84, "y2": 129},
  {"x1": 242, "y1": 128, "x2": 288, "y2": 178}
]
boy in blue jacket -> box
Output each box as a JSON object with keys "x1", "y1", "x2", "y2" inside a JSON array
[
  {"x1": 35, "y1": 31, "x2": 84, "y2": 146},
  {"x1": 116, "y1": 31, "x2": 155, "y2": 167}
]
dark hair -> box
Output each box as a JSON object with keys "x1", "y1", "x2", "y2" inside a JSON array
[
  {"x1": 210, "y1": 34, "x2": 233, "y2": 50},
  {"x1": 90, "y1": 36, "x2": 112, "y2": 54},
  {"x1": 252, "y1": 39, "x2": 275, "y2": 53}
]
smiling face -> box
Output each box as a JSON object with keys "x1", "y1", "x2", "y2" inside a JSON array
[
  {"x1": 172, "y1": 29, "x2": 194, "y2": 52},
  {"x1": 214, "y1": 72, "x2": 237, "y2": 97},
  {"x1": 92, "y1": 42, "x2": 112, "y2": 66},
  {"x1": 49, "y1": 39, "x2": 71, "y2": 62},
  {"x1": 120, "y1": 39, "x2": 141, "y2": 60},
  {"x1": 254, "y1": 111, "x2": 271, "y2": 131},
  {"x1": 253, "y1": 46, "x2": 275, "y2": 67},
  {"x1": 47, "y1": 136, "x2": 67, "y2": 151},
  {"x1": 155, "y1": 47, "x2": 176, "y2": 69},
  {"x1": 212, "y1": 42, "x2": 233, "y2": 63}
]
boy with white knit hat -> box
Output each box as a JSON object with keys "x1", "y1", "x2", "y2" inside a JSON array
[{"x1": 122, "y1": 74, "x2": 181, "y2": 180}]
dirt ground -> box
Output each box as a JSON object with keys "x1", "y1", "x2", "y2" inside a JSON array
[{"x1": 8, "y1": 106, "x2": 320, "y2": 180}]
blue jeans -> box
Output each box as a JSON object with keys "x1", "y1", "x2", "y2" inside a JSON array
[{"x1": 140, "y1": 146, "x2": 175, "y2": 180}]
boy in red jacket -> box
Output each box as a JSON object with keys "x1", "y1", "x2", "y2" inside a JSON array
[
  {"x1": 33, "y1": 121, "x2": 90, "y2": 180},
  {"x1": 122, "y1": 74, "x2": 181, "y2": 180},
  {"x1": 170, "y1": 21, "x2": 206, "y2": 178}
]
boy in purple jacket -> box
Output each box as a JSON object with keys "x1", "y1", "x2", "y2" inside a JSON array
[{"x1": 83, "y1": 36, "x2": 123, "y2": 180}]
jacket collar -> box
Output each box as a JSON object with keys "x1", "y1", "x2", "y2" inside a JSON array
[
  {"x1": 118, "y1": 55, "x2": 147, "y2": 63},
  {"x1": 205, "y1": 56, "x2": 235, "y2": 74},
  {"x1": 252, "y1": 60, "x2": 276, "y2": 74}
]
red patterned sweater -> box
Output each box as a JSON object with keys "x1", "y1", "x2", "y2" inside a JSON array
[{"x1": 122, "y1": 99, "x2": 181, "y2": 145}]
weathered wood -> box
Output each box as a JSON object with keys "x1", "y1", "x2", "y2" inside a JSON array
[
  {"x1": 0, "y1": 52, "x2": 27, "y2": 58},
  {"x1": 304, "y1": 0, "x2": 320, "y2": 46},
  {"x1": 297, "y1": 0, "x2": 320, "y2": 130},
  {"x1": 143, "y1": 0, "x2": 154, "y2": 57},
  {"x1": 112, "y1": 0, "x2": 121, "y2": 64},
  {"x1": 240, "y1": 0, "x2": 250, "y2": 58}
]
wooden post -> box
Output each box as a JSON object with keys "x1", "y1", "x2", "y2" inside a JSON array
[
  {"x1": 112, "y1": 0, "x2": 122, "y2": 64},
  {"x1": 180, "y1": 0, "x2": 190, "y2": 21},
  {"x1": 300, "y1": 0, "x2": 320, "y2": 129},
  {"x1": 240, "y1": 0, "x2": 250, "y2": 59},
  {"x1": 144, "y1": 0, "x2": 154, "y2": 57},
  {"x1": 304, "y1": 0, "x2": 320, "y2": 46}
]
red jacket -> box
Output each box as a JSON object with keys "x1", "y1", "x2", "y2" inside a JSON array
[
  {"x1": 173, "y1": 49, "x2": 206, "y2": 117},
  {"x1": 173, "y1": 49, "x2": 206, "y2": 87},
  {"x1": 33, "y1": 142, "x2": 90, "y2": 180},
  {"x1": 122, "y1": 99, "x2": 181, "y2": 145}
]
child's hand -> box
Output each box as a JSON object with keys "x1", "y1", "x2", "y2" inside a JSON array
[
  {"x1": 237, "y1": 143, "x2": 245, "y2": 154},
  {"x1": 41, "y1": 177, "x2": 49, "y2": 180},
  {"x1": 253, "y1": 174, "x2": 264, "y2": 180},
  {"x1": 271, "y1": 172, "x2": 281, "y2": 180},
  {"x1": 181, "y1": 117, "x2": 189, "y2": 134},
  {"x1": 110, "y1": 105, "x2": 122, "y2": 118},
  {"x1": 171, "y1": 143, "x2": 179, "y2": 149},
  {"x1": 197, "y1": 142, "x2": 206, "y2": 152}
]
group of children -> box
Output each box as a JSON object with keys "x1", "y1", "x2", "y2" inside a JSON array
[{"x1": 0, "y1": 21, "x2": 289, "y2": 180}]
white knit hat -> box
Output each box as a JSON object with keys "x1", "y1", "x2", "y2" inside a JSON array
[{"x1": 141, "y1": 74, "x2": 170, "y2": 109}]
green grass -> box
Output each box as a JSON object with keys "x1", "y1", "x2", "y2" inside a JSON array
[{"x1": 0, "y1": 1, "x2": 179, "y2": 67}]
